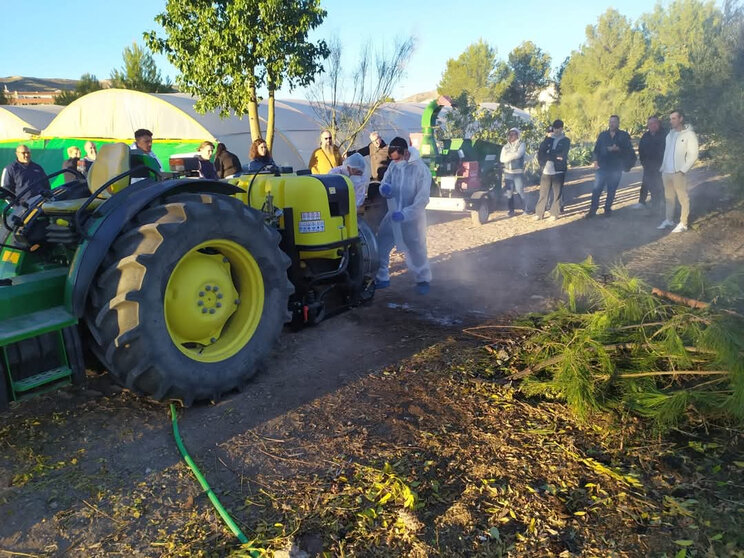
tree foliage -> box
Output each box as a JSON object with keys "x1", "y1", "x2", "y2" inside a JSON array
[
  {"x1": 437, "y1": 40, "x2": 509, "y2": 103},
  {"x1": 514, "y1": 258, "x2": 744, "y2": 429},
  {"x1": 146, "y1": 0, "x2": 328, "y2": 148},
  {"x1": 641, "y1": 0, "x2": 723, "y2": 104},
  {"x1": 55, "y1": 73, "x2": 103, "y2": 106},
  {"x1": 556, "y1": 1, "x2": 728, "y2": 141},
  {"x1": 677, "y1": 1, "x2": 744, "y2": 196},
  {"x1": 110, "y1": 42, "x2": 173, "y2": 93},
  {"x1": 501, "y1": 41, "x2": 552, "y2": 108},
  {"x1": 0, "y1": 87, "x2": 6, "y2": 105},
  {"x1": 307, "y1": 36, "x2": 415, "y2": 153},
  {"x1": 558, "y1": 9, "x2": 651, "y2": 140}
]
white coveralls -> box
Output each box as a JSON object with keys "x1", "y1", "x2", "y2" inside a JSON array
[
  {"x1": 376, "y1": 147, "x2": 432, "y2": 284},
  {"x1": 329, "y1": 152, "x2": 371, "y2": 208}
]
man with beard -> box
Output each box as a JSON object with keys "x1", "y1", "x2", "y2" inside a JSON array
[
  {"x1": 308, "y1": 130, "x2": 342, "y2": 174},
  {"x1": 349, "y1": 131, "x2": 390, "y2": 182},
  {"x1": 632, "y1": 115, "x2": 667, "y2": 213}
]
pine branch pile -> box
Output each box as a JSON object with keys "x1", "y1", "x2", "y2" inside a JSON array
[{"x1": 509, "y1": 258, "x2": 744, "y2": 429}]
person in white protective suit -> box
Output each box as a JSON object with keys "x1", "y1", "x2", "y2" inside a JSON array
[
  {"x1": 329, "y1": 152, "x2": 371, "y2": 208},
  {"x1": 375, "y1": 137, "x2": 432, "y2": 295}
]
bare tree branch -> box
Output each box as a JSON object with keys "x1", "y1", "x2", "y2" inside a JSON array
[{"x1": 307, "y1": 36, "x2": 415, "y2": 153}]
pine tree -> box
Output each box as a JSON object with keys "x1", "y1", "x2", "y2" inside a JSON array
[
  {"x1": 437, "y1": 40, "x2": 510, "y2": 103},
  {"x1": 110, "y1": 42, "x2": 173, "y2": 93},
  {"x1": 501, "y1": 41, "x2": 552, "y2": 108}
]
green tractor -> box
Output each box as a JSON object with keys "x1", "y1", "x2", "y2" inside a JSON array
[{"x1": 0, "y1": 143, "x2": 377, "y2": 409}]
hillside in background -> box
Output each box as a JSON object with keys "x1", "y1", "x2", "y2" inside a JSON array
[
  {"x1": 399, "y1": 89, "x2": 438, "y2": 103},
  {"x1": 1, "y1": 76, "x2": 77, "y2": 91},
  {"x1": 0, "y1": 76, "x2": 112, "y2": 92}
]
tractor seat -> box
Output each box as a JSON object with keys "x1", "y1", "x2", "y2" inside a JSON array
[
  {"x1": 39, "y1": 197, "x2": 106, "y2": 214},
  {"x1": 41, "y1": 143, "x2": 131, "y2": 214}
]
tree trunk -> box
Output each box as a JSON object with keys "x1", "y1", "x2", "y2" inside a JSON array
[
  {"x1": 247, "y1": 84, "x2": 262, "y2": 143},
  {"x1": 266, "y1": 89, "x2": 275, "y2": 152}
]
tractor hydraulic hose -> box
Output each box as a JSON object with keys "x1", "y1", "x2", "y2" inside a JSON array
[{"x1": 169, "y1": 403, "x2": 255, "y2": 551}]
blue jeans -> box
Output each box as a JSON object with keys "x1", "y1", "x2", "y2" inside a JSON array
[
  {"x1": 590, "y1": 169, "x2": 622, "y2": 214},
  {"x1": 504, "y1": 174, "x2": 531, "y2": 212}
]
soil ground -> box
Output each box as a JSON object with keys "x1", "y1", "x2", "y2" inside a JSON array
[{"x1": 1, "y1": 165, "x2": 743, "y2": 556}]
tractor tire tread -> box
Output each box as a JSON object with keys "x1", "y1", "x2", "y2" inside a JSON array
[{"x1": 84, "y1": 193, "x2": 292, "y2": 404}]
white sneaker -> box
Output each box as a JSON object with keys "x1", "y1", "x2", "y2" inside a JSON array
[
  {"x1": 671, "y1": 223, "x2": 688, "y2": 233},
  {"x1": 630, "y1": 203, "x2": 645, "y2": 209},
  {"x1": 657, "y1": 219, "x2": 674, "y2": 230}
]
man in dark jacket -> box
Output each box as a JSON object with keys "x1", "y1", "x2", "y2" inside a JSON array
[
  {"x1": 534, "y1": 120, "x2": 571, "y2": 220},
  {"x1": 350, "y1": 131, "x2": 390, "y2": 182},
  {"x1": 1, "y1": 145, "x2": 50, "y2": 202},
  {"x1": 587, "y1": 115, "x2": 636, "y2": 217},
  {"x1": 632, "y1": 116, "x2": 667, "y2": 212}
]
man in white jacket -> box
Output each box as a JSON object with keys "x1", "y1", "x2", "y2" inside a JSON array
[
  {"x1": 375, "y1": 137, "x2": 432, "y2": 295},
  {"x1": 500, "y1": 128, "x2": 531, "y2": 216},
  {"x1": 657, "y1": 110, "x2": 699, "y2": 233}
]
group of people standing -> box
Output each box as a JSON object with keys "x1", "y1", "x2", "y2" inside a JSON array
[
  {"x1": 499, "y1": 119, "x2": 572, "y2": 221},
  {"x1": 497, "y1": 109, "x2": 699, "y2": 233}
]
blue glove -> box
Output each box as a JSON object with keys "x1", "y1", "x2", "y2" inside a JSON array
[
  {"x1": 392, "y1": 211, "x2": 405, "y2": 222},
  {"x1": 379, "y1": 182, "x2": 394, "y2": 198}
]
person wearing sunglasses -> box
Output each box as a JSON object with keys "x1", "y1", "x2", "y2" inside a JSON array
[
  {"x1": 1, "y1": 144, "x2": 50, "y2": 202},
  {"x1": 375, "y1": 137, "x2": 432, "y2": 295},
  {"x1": 308, "y1": 129, "x2": 342, "y2": 174}
]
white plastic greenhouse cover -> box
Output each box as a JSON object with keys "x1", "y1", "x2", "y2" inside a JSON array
[
  {"x1": 0, "y1": 105, "x2": 62, "y2": 140},
  {"x1": 41, "y1": 89, "x2": 430, "y2": 170}
]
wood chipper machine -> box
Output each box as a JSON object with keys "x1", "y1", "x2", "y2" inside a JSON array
[
  {"x1": 0, "y1": 143, "x2": 377, "y2": 409},
  {"x1": 411, "y1": 96, "x2": 503, "y2": 225}
]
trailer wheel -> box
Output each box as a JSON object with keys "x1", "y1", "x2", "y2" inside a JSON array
[
  {"x1": 471, "y1": 201, "x2": 490, "y2": 226},
  {"x1": 86, "y1": 193, "x2": 292, "y2": 405}
]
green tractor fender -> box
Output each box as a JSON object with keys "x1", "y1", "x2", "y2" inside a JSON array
[{"x1": 65, "y1": 178, "x2": 242, "y2": 317}]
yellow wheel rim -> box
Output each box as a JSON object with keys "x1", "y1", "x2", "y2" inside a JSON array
[{"x1": 164, "y1": 239, "x2": 264, "y2": 363}]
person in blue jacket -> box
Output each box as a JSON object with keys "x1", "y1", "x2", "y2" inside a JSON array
[
  {"x1": 196, "y1": 141, "x2": 218, "y2": 179},
  {"x1": 1, "y1": 144, "x2": 50, "y2": 202},
  {"x1": 587, "y1": 115, "x2": 636, "y2": 217}
]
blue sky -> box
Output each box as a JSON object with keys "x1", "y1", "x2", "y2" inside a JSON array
[{"x1": 2, "y1": 0, "x2": 675, "y2": 100}]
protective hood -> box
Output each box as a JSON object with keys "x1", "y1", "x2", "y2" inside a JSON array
[{"x1": 407, "y1": 146, "x2": 421, "y2": 163}]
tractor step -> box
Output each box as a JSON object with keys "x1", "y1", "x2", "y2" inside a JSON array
[
  {"x1": 13, "y1": 366, "x2": 72, "y2": 393},
  {"x1": 0, "y1": 307, "x2": 77, "y2": 347}
]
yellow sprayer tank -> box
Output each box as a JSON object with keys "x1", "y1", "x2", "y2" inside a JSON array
[{"x1": 234, "y1": 172, "x2": 358, "y2": 261}]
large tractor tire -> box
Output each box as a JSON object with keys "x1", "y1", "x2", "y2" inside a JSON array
[{"x1": 85, "y1": 193, "x2": 292, "y2": 405}]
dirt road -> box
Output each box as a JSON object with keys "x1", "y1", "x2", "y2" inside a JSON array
[{"x1": 0, "y1": 165, "x2": 741, "y2": 554}]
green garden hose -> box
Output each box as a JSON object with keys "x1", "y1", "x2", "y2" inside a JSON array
[{"x1": 169, "y1": 403, "x2": 255, "y2": 550}]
